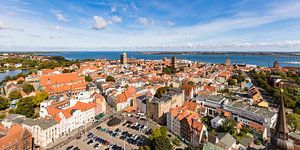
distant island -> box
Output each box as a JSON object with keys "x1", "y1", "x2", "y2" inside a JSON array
[{"x1": 138, "y1": 51, "x2": 300, "y2": 56}]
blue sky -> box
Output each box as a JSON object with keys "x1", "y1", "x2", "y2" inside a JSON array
[{"x1": 0, "y1": 0, "x2": 300, "y2": 51}]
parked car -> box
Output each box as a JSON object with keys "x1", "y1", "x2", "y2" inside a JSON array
[
  {"x1": 66, "y1": 145, "x2": 73, "y2": 150},
  {"x1": 73, "y1": 147, "x2": 80, "y2": 150},
  {"x1": 94, "y1": 143, "x2": 100, "y2": 149},
  {"x1": 87, "y1": 139, "x2": 94, "y2": 145},
  {"x1": 96, "y1": 126, "x2": 102, "y2": 130}
]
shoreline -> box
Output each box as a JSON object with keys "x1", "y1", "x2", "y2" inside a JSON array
[{"x1": 137, "y1": 51, "x2": 300, "y2": 57}]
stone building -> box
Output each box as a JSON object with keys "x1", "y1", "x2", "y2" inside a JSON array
[
  {"x1": 146, "y1": 88, "x2": 184, "y2": 124},
  {"x1": 120, "y1": 52, "x2": 127, "y2": 64}
]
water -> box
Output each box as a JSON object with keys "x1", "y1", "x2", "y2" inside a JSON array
[
  {"x1": 40, "y1": 51, "x2": 300, "y2": 67},
  {"x1": 0, "y1": 70, "x2": 29, "y2": 82}
]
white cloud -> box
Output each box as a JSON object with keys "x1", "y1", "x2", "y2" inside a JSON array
[
  {"x1": 137, "y1": 17, "x2": 149, "y2": 25},
  {"x1": 111, "y1": 5, "x2": 116, "y2": 12},
  {"x1": 166, "y1": 20, "x2": 175, "y2": 26},
  {"x1": 50, "y1": 10, "x2": 69, "y2": 22},
  {"x1": 92, "y1": 16, "x2": 122, "y2": 29},
  {"x1": 0, "y1": 21, "x2": 5, "y2": 29},
  {"x1": 49, "y1": 25, "x2": 63, "y2": 31},
  {"x1": 109, "y1": 16, "x2": 122, "y2": 24},
  {"x1": 92, "y1": 16, "x2": 108, "y2": 29}
]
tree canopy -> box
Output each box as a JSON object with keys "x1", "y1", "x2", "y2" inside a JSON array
[
  {"x1": 250, "y1": 70, "x2": 300, "y2": 114},
  {"x1": 217, "y1": 118, "x2": 237, "y2": 135},
  {"x1": 154, "y1": 86, "x2": 170, "y2": 98},
  {"x1": 162, "y1": 66, "x2": 176, "y2": 75},
  {"x1": 227, "y1": 78, "x2": 236, "y2": 85},
  {"x1": 9, "y1": 91, "x2": 22, "y2": 100},
  {"x1": 287, "y1": 113, "x2": 300, "y2": 133},
  {"x1": 23, "y1": 83, "x2": 34, "y2": 94},
  {"x1": 85, "y1": 75, "x2": 93, "y2": 82},
  {"x1": 14, "y1": 97, "x2": 35, "y2": 118},
  {"x1": 149, "y1": 126, "x2": 173, "y2": 150},
  {"x1": 32, "y1": 92, "x2": 49, "y2": 106},
  {"x1": 0, "y1": 96, "x2": 10, "y2": 110},
  {"x1": 106, "y1": 76, "x2": 115, "y2": 82}
]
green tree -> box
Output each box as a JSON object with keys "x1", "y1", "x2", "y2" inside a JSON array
[
  {"x1": 14, "y1": 97, "x2": 35, "y2": 118},
  {"x1": 149, "y1": 126, "x2": 173, "y2": 150},
  {"x1": 139, "y1": 146, "x2": 150, "y2": 150},
  {"x1": 152, "y1": 136, "x2": 173, "y2": 150},
  {"x1": 287, "y1": 113, "x2": 300, "y2": 132},
  {"x1": 17, "y1": 80, "x2": 24, "y2": 84},
  {"x1": 32, "y1": 92, "x2": 49, "y2": 106},
  {"x1": 0, "y1": 96, "x2": 10, "y2": 110},
  {"x1": 23, "y1": 83, "x2": 34, "y2": 94},
  {"x1": 218, "y1": 118, "x2": 237, "y2": 134},
  {"x1": 0, "y1": 114, "x2": 5, "y2": 119},
  {"x1": 85, "y1": 75, "x2": 93, "y2": 82},
  {"x1": 154, "y1": 86, "x2": 170, "y2": 98},
  {"x1": 172, "y1": 137, "x2": 181, "y2": 146},
  {"x1": 228, "y1": 78, "x2": 236, "y2": 85},
  {"x1": 9, "y1": 91, "x2": 22, "y2": 100},
  {"x1": 106, "y1": 76, "x2": 115, "y2": 82},
  {"x1": 162, "y1": 66, "x2": 175, "y2": 74},
  {"x1": 188, "y1": 81, "x2": 195, "y2": 85}
]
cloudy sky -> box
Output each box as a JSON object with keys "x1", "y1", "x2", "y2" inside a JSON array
[{"x1": 0, "y1": 0, "x2": 300, "y2": 51}]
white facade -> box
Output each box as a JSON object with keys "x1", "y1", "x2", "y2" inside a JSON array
[
  {"x1": 166, "y1": 112, "x2": 183, "y2": 136},
  {"x1": 211, "y1": 116, "x2": 224, "y2": 128}
]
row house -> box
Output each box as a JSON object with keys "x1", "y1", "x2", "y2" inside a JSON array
[
  {"x1": 167, "y1": 102, "x2": 207, "y2": 147},
  {"x1": 0, "y1": 124, "x2": 33, "y2": 150},
  {"x1": 3, "y1": 95, "x2": 98, "y2": 147},
  {"x1": 107, "y1": 87, "x2": 137, "y2": 111},
  {"x1": 39, "y1": 72, "x2": 87, "y2": 96}
]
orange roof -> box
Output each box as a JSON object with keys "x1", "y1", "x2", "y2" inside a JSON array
[
  {"x1": 203, "y1": 86, "x2": 216, "y2": 92},
  {"x1": 249, "y1": 121, "x2": 265, "y2": 132},
  {"x1": 192, "y1": 120, "x2": 203, "y2": 132},
  {"x1": 123, "y1": 106, "x2": 137, "y2": 113},
  {"x1": 115, "y1": 87, "x2": 137, "y2": 104},
  {"x1": 40, "y1": 72, "x2": 84, "y2": 86},
  {"x1": 237, "y1": 122, "x2": 243, "y2": 129},
  {"x1": 219, "y1": 71, "x2": 232, "y2": 77},
  {"x1": 182, "y1": 83, "x2": 195, "y2": 96},
  {"x1": 116, "y1": 93, "x2": 127, "y2": 103},
  {"x1": 47, "y1": 101, "x2": 96, "y2": 123},
  {"x1": 0, "y1": 124, "x2": 30, "y2": 148},
  {"x1": 45, "y1": 82, "x2": 87, "y2": 93},
  {"x1": 183, "y1": 101, "x2": 198, "y2": 111},
  {"x1": 223, "y1": 111, "x2": 231, "y2": 117}
]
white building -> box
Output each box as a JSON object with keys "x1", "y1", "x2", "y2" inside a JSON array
[
  {"x1": 211, "y1": 116, "x2": 225, "y2": 128},
  {"x1": 4, "y1": 98, "x2": 97, "y2": 148}
]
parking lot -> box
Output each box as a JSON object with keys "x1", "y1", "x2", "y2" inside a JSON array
[{"x1": 62, "y1": 112, "x2": 157, "y2": 150}]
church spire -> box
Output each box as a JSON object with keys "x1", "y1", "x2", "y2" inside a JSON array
[{"x1": 274, "y1": 82, "x2": 289, "y2": 140}]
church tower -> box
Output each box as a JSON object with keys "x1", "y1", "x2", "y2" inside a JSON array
[
  {"x1": 120, "y1": 52, "x2": 127, "y2": 64},
  {"x1": 270, "y1": 82, "x2": 294, "y2": 150},
  {"x1": 171, "y1": 56, "x2": 176, "y2": 69}
]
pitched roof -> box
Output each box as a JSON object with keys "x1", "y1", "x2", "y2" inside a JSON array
[
  {"x1": 0, "y1": 124, "x2": 30, "y2": 148},
  {"x1": 40, "y1": 72, "x2": 84, "y2": 86},
  {"x1": 218, "y1": 133, "x2": 236, "y2": 149},
  {"x1": 47, "y1": 101, "x2": 96, "y2": 123},
  {"x1": 183, "y1": 101, "x2": 198, "y2": 111}
]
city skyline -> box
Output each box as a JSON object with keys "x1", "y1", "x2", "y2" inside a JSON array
[{"x1": 1, "y1": 0, "x2": 300, "y2": 51}]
